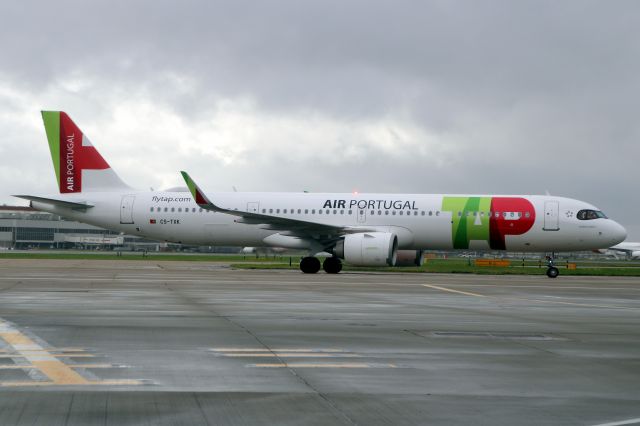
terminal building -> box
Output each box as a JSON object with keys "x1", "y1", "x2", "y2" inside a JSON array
[{"x1": 0, "y1": 206, "x2": 164, "y2": 251}]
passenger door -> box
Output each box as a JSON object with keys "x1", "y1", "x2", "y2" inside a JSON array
[
  {"x1": 543, "y1": 201, "x2": 559, "y2": 231},
  {"x1": 120, "y1": 195, "x2": 135, "y2": 224}
]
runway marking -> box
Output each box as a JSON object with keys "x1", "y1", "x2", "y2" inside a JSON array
[
  {"x1": 0, "y1": 363, "x2": 115, "y2": 370},
  {"x1": 0, "y1": 353, "x2": 94, "y2": 358},
  {"x1": 590, "y1": 418, "x2": 640, "y2": 426},
  {"x1": 248, "y1": 363, "x2": 396, "y2": 368},
  {"x1": 212, "y1": 348, "x2": 346, "y2": 352},
  {"x1": 422, "y1": 284, "x2": 486, "y2": 297},
  {"x1": 221, "y1": 353, "x2": 360, "y2": 358},
  {"x1": 211, "y1": 348, "x2": 393, "y2": 369},
  {"x1": 0, "y1": 379, "x2": 142, "y2": 387},
  {"x1": 422, "y1": 284, "x2": 636, "y2": 310},
  {"x1": 0, "y1": 319, "x2": 143, "y2": 387}
]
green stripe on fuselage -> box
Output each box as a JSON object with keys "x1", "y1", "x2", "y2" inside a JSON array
[
  {"x1": 41, "y1": 111, "x2": 61, "y2": 184},
  {"x1": 442, "y1": 197, "x2": 491, "y2": 249}
]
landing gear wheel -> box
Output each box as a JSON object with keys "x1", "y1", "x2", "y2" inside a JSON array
[
  {"x1": 323, "y1": 257, "x2": 343, "y2": 274},
  {"x1": 300, "y1": 256, "x2": 321, "y2": 274},
  {"x1": 546, "y1": 267, "x2": 559, "y2": 278}
]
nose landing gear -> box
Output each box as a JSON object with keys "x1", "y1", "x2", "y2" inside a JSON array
[{"x1": 546, "y1": 253, "x2": 559, "y2": 278}]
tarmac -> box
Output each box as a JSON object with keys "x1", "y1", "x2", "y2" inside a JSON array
[{"x1": 0, "y1": 259, "x2": 639, "y2": 426}]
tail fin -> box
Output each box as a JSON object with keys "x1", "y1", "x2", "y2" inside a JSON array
[{"x1": 41, "y1": 111, "x2": 129, "y2": 193}]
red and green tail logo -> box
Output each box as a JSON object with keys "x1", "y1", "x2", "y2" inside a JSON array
[{"x1": 42, "y1": 111, "x2": 110, "y2": 193}]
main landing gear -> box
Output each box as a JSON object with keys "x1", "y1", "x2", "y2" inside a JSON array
[
  {"x1": 299, "y1": 256, "x2": 342, "y2": 274},
  {"x1": 300, "y1": 256, "x2": 321, "y2": 274},
  {"x1": 322, "y1": 257, "x2": 342, "y2": 274},
  {"x1": 546, "y1": 253, "x2": 559, "y2": 278}
]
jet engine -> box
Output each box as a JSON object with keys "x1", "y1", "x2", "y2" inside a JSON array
[
  {"x1": 632, "y1": 251, "x2": 640, "y2": 260},
  {"x1": 395, "y1": 250, "x2": 425, "y2": 267},
  {"x1": 333, "y1": 232, "x2": 398, "y2": 266}
]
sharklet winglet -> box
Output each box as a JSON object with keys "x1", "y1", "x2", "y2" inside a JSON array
[{"x1": 180, "y1": 171, "x2": 224, "y2": 212}]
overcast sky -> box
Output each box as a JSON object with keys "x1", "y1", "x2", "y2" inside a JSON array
[{"x1": 1, "y1": 1, "x2": 638, "y2": 239}]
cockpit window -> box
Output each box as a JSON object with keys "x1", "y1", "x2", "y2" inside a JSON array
[{"x1": 577, "y1": 209, "x2": 607, "y2": 220}]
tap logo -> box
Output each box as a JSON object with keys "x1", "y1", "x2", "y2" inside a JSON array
[{"x1": 442, "y1": 197, "x2": 536, "y2": 250}]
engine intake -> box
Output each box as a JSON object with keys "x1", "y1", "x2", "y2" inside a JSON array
[{"x1": 333, "y1": 232, "x2": 398, "y2": 266}]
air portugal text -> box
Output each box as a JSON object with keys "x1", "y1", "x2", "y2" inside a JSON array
[
  {"x1": 323, "y1": 199, "x2": 418, "y2": 210},
  {"x1": 63, "y1": 132, "x2": 77, "y2": 192}
]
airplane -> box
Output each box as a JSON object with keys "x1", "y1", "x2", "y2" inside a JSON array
[
  {"x1": 596, "y1": 242, "x2": 640, "y2": 260},
  {"x1": 14, "y1": 111, "x2": 627, "y2": 278}
]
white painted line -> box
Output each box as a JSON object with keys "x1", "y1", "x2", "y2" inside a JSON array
[{"x1": 590, "y1": 418, "x2": 640, "y2": 426}]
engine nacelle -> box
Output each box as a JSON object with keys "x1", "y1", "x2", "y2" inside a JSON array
[
  {"x1": 333, "y1": 232, "x2": 398, "y2": 266},
  {"x1": 395, "y1": 250, "x2": 425, "y2": 267},
  {"x1": 632, "y1": 251, "x2": 640, "y2": 260}
]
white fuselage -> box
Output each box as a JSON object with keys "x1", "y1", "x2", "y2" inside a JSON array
[{"x1": 30, "y1": 190, "x2": 627, "y2": 252}]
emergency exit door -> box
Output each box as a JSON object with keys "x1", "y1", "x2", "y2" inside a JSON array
[{"x1": 247, "y1": 202, "x2": 260, "y2": 214}]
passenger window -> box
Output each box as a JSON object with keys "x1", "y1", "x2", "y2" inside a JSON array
[
  {"x1": 276, "y1": 209, "x2": 280, "y2": 213},
  {"x1": 305, "y1": 209, "x2": 308, "y2": 214},
  {"x1": 348, "y1": 210, "x2": 352, "y2": 215},
  {"x1": 340, "y1": 210, "x2": 344, "y2": 214},
  {"x1": 326, "y1": 210, "x2": 330, "y2": 214},
  {"x1": 385, "y1": 210, "x2": 389, "y2": 215},
  {"x1": 171, "y1": 207, "x2": 175, "y2": 212},
  {"x1": 283, "y1": 209, "x2": 287, "y2": 214},
  {"x1": 199, "y1": 208, "x2": 203, "y2": 213},
  {"x1": 178, "y1": 208, "x2": 182, "y2": 212},
  {"x1": 150, "y1": 207, "x2": 154, "y2": 212},
  {"x1": 262, "y1": 209, "x2": 266, "y2": 213},
  {"x1": 334, "y1": 210, "x2": 337, "y2": 214},
  {"x1": 269, "y1": 209, "x2": 273, "y2": 213},
  {"x1": 312, "y1": 209, "x2": 316, "y2": 214},
  {"x1": 392, "y1": 211, "x2": 396, "y2": 215},
  {"x1": 298, "y1": 209, "x2": 301, "y2": 214},
  {"x1": 458, "y1": 211, "x2": 462, "y2": 217},
  {"x1": 378, "y1": 210, "x2": 382, "y2": 216},
  {"x1": 525, "y1": 212, "x2": 530, "y2": 218},
  {"x1": 319, "y1": 210, "x2": 322, "y2": 214},
  {"x1": 436, "y1": 211, "x2": 440, "y2": 216}
]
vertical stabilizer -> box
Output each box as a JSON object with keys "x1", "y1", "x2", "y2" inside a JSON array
[{"x1": 41, "y1": 111, "x2": 129, "y2": 193}]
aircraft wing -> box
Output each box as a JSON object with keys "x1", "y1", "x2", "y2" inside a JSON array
[
  {"x1": 181, "y1": 171, "x2": 367, "y2": 241},
  {"x1": 13, "y1": 195, "x2": 94, "y2": 211}
]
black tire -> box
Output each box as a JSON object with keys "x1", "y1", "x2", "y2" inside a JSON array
[
  {"x1": 546, "y1": 266, "x2": 559, "y2": 278},
  {"x1": 323, "y1": 257, "x2": 343, "y2": 274},
  {"x1": 300, "y1": 256, "x2": 321, "y2": 274}
]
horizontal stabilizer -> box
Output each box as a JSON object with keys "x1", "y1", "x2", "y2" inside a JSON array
[{"x1": 13, "y1": 195, "x2": 94, "y2": 210}]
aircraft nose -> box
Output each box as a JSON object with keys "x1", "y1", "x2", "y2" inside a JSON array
[{"x1": 609, "y1": 220, "x2": 627, "y2": 245}]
